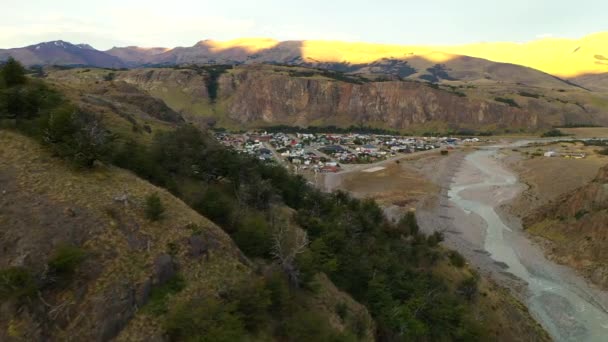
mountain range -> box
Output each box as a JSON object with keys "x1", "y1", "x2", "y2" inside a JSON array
[
  {"x1": 2, "y1": 34, "x2": 608, "y2": 131},
  {"x1": 2, "y1": 33, "x2": 608, "y2": 78}
]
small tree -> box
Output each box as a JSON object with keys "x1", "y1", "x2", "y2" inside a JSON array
[
  {"x1": 145, "y1": 193, "x2": 165, "y2": 221},
  {"x1": 270, "y1": 210, "x2": 309, "y2": 286},
  {"x1": 48, "y1": 245, "x2": 87, "y2": 277},
  {"x1": 0, "y1": 57, "x2": 27, "y2": 87}
]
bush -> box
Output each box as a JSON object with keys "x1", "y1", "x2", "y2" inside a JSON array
[
  {"x1": 398, "y1": 211, "x2": 419, "y2": 236},
  {"x1": 541, "y1": 129, "x2": 567, "y2": 137},
  {"x1": 165, "y1": 296, "x2": 246, "y2": 342},
  {"x1": 145, "y1": 193, "x2": 165, "y2": 221},
  {"x1": 48, "y1": 245, "x2": 87, "y2": 277},
  {"x1": 457, "y1": 276, "x2": 479, "y2": 302},
  {"x1": 427, "y1": 231, "x2": 444, "y2": 247},
  {"x1": 0, "y1": 267, "x2": 37, "y2": 300},
  {"x1": 448, "y1": 250, "x2": 466, "y2": 268},
  {"x1": 43, "y1": 107, "x2": 109, "y2": 168},
  {"x1": 233, "y1": 213, "x2": 273, "y2": 258},
  {"x1": 144, "y1": 274, "x2": 185, "y2": 315}
]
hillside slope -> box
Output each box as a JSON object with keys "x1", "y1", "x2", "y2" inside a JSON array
[
  {"x1": 0, "y1": 131, "x2": 375, "y2": 341},
  {"x1": 103, "y1": 33, "x2": 608, "y2": 77},
  {"x1": 47, "y1": 65, "x2": 608, "y2": 132},
  {"x1": 524, "y1": 164, "x2": 608, "y2": 289},
  {"x1": 0, "y1": 130, "x2": 246, "y2": 340}
]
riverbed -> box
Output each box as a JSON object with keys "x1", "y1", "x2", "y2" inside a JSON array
[{"x1": 444, "y1": 147, "x2": 608, "y2": 341}]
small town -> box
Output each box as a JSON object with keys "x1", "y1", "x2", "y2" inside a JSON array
[{"x1": 214, "y1": 130, "x2": 480, "y2": 173}]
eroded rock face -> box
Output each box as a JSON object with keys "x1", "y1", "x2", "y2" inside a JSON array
[
  {"x1": 116, "y1": 67, "x2": 540, "y2": 131},
  {"x1": 219, "y1": 69, "x2": 536, "y2": 129}
]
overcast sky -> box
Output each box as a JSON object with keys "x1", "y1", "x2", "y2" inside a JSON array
[{"x1": 1, "y1": 0, "x2": 606, "y2": 50}]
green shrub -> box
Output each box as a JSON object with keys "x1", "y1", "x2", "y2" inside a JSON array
[
  {"x1": 42, "y1": 106, "x2": 109, "y2": 168},
  {"x1": 165, "y1": 296, "x2": 246, "y2": 342},
  {"x1": 398, "y1": 211, "x2": 420, "y2": 236},
  {"x1": 336, "y1": 302, "x2": 348, "y2": 320},
  {"x1": 48, "y1": 245, "x2": 87, "y2": 276},
  {"x1": 448, "y1": 250, "x2": 466, "y2": 268},
  {"x1": 427, "y1": 231, "x2": 444, "y2": 247},
  {"x1": 458, "y1": 276, "x2": 479, "y2": 302},
  {"x1": 229, "y1": 278, "x2": 271, "y2": 332},
  {"x1": 233, "y1": 213, "x2": 273, "y2": 258},
  {"x1": 0, "y1": 267, "x2": 37, "y2": 300},
  {"x1": 144, "y1": 274, "x2": 185, "y2": 316},
  {"x1": 541, "y1": 129, "x2": 567, "y2": 137},
  {"x1": 145, "y1": 193, "x2": 165, "y2": 221}
]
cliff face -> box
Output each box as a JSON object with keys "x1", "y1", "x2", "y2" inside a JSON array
[
  {"x1": 114, "y1": 66, "x2": 538, "y2": 130},
  {"x1": 219, "y1": 68, "x2": 536, "y2": 129},
  {"x1": 48, "y1": 65, "x2": 608, "y2": 131},
  {"x1": 524, "y1": 164, "x2": 608, "y2": 288}
]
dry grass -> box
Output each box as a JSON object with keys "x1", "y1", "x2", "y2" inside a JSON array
[
  {"x1": 0, "y1": 130, "x2": 246, "y2": 339},
  {"x1": 507, "y1": 142, "x2": 608, "y2": 216},
  {"x1": 560, "y1": 127, "x2": 608, "y2": 138},
  {"x1": 339, "y1": 161, "x2": 436, "y2": 207}
]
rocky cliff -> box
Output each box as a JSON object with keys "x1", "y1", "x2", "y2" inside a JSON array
[
  {"x1": 46, "y1": 65, "x2": 608, "y2": 132},
  {"x1": 217, "y1": 67, "x2": 536, "y2": 130},
  {"x1": 524, "y1": 164, "x2": 608, "y2": 288},
  {"x1": 111, "y1": 66, "x2": 545, "y2": 131}
]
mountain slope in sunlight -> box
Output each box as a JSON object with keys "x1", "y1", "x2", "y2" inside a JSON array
[{"x1": 104, "y1": 33, "x2": 608, "y2": 78}]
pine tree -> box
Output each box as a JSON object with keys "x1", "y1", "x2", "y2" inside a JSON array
[{"x1": 1, "y1": 57, "x2": 27, "y2": 87}]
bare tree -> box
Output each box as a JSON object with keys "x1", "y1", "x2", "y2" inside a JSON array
[{"x1": 270, "y1": 210, "x2": 309, "y2": 287}]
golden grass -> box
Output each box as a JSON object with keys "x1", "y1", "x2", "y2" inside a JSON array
[
  {"x1": 527, "y1": 220, "x2": 567, "y2": 242},
  {"x1": 0, "y1": 130, "x2": 248, "y2": 338}
]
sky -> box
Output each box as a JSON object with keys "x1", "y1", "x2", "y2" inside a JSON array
[{"x1": 1, "y1": 0, "x2": 606, "y2": 50}]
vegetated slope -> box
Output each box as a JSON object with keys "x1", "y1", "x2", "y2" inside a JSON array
[
  {"x1": 53, "y1": 65, "x2": 608, "y2": 132},
  {"x1": 0, "y1": 61, "x2": 374, "y2": 341},
  {"x1": 2, "y1": 61, "x2": 549, "y2": 341},
  {"x1": 0, "y1": 130, "x2": 240, "y2": 340},
  {"x1": 0, "y1": 41, "x2": 125, "y2": 68},
  {"x1": 524, "y1": 163, "x2": 608, "y2": 289},
  {"x1": 0, "y1": 131, "x2": 374, "y2": 341},
  {"x1": 47, "y1": 66, "x2": 536, "y2": 132}
]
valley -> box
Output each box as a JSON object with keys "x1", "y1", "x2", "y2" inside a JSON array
[{"x1": 1, "y1": 29, "x2": 608, "y2": 341}]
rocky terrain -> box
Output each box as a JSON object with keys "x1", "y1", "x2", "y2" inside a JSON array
[{"x1": 44, "y1": 64, "x2": 608, "y2": 132}]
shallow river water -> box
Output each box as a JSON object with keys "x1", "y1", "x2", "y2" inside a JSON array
[{"x1": 448, "y1": 148, "x2": 608, "y2": 342}]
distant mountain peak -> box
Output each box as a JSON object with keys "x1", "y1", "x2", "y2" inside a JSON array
[{"x1": 29, "y1": 40, "x2": 93, "y2": 51}]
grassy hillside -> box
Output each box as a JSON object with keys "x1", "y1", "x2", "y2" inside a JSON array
[{"x1": 1, "y1": 60, "x2": 549, "y2": 341}]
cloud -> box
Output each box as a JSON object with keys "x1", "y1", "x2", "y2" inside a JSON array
[{"x1": 536, "y1": 33, "x2": 554, "y2": 39}]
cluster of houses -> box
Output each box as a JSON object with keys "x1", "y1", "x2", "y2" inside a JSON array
[{"x1": 215, "y1": 130, "x2": 474, "y2": 173}]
